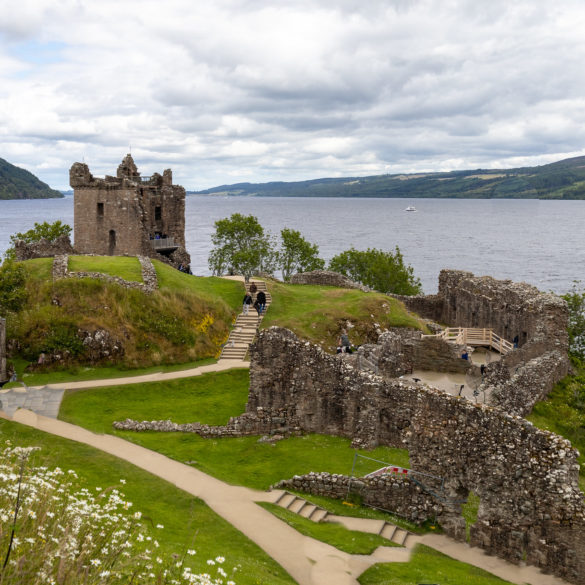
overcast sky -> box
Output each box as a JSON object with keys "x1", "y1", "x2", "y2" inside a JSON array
[{"x1": 2, "y1": 0, "x2": 585, "y2": 190}]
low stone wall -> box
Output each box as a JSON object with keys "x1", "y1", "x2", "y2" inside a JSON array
[
  {"x1": 113, "y1": 408, "x2": 302, "y2": 438},
  {"x1": 290, "y1": 270, "x2": 370, "y2": 292},
  {"x1": 275, "y1": 471, "x2": 441, "y2": 524},
  {"x1": 51, "y1": 255, "x2": 158, "y2": 293}
]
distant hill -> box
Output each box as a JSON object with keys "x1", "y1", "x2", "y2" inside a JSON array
[
  {"x1": 192, "y1": 155, "x2": 585, "y2": 199},
  {"x1": 0, "y1": 157, "x2": 63, "y2": 200}
]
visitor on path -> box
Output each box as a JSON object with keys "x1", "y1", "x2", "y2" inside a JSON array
[
  {"x1": 242, "y1": 292, "x2": 253, "y2": 315},
  {"x1": 337, "y1": 330, "x2": 352, "y2": 354},
  {"x1": 256, "y1": 290, "x2": 266, "y2": 314},
  {"x1": 461, "y1": 349, "x2": 469, "y2": 360},
  {"x1": 249, "y1": 282, "x2": 257, "y2": 297},
  {"x1": 513, "y1": 335, "x2": 519, "y2": 348},
  {"x1": 253, "y1": 299, "x2": 262, "y2": 316}
]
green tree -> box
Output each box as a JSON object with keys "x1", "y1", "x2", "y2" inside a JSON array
[
  {"x1": 5, "y1": 220, "x2": 72, "y2": 259},
  {"x1": 328, "y1": 246, "x2": 422, "y2": 295},
  {"x1": 563, "y1": 281, "x2": 585, "y2": 364},
  {"x1": 208, "y1": 213, "x2": 275, "y2": 280},
  {"x1": 278, "y1": 228, "x2": 325, "y2": 281},
  {"x1": 0, "y1": 260, "x2": 27, "y2": 314}
]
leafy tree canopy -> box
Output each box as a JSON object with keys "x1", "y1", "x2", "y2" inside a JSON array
[
  {"x1": 4, "y1": 220, "x2": 72, "y2": 260},
  {"x1": 329, "y1": 246, "x2": 422, "y2": 295},
  {"x1": 0, "y1": 260, "x2": 27, "y2": 314},
  {"x1": 208, "y1": 213, "x2": 275, "y2": 279},
  {"x1": 563, "y1": 281, "x2": 585, "y2": 364},
  {"x1": 9, "y1": 220, "x2": 71, "y2": 246},
  {"x1": 278, "y1": 228, "x2": 325, "y2": 281}
]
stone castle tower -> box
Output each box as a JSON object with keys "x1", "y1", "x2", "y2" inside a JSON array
[{"x1": 70, "y1": 155, "x2": 188, "y2": 262}]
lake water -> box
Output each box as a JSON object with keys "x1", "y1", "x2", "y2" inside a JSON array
[{"x1": 1, "y1": 196, "x2": 583, "y2": 294}]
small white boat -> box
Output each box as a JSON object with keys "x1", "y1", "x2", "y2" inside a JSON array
[{"x1": 405, "y1": 205, "x2": 417, "y2": 212}]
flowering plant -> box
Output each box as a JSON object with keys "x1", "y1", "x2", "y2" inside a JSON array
[{"x1": 0, "y1": 443, "x2": 235, "y2": 585}]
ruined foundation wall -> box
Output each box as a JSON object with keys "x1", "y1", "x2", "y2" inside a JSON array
[
  {"x1": 249, "y1": 328, "x2": 585, "y2": 584},
  {"x1": 276, "y1": 472, "x2": 441, "y2": 524},
  {"x1": 290, "y1": 270, "x2": 370, "y2": 291}
]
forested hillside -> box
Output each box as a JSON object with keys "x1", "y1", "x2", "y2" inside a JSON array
[
  {"x1": 193, "y1": 155, "x2": 585, "y2": 199},
  {"x1": 0, "y1": 157, "x2": 63, "y2": 199}
]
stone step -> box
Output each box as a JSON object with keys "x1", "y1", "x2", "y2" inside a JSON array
[
  {"x1": 273, "y1": 491, "x2": 329, "y2": 523},
  {"x1": 380, "y1": 522, "x2": 398, "y2": 541}
]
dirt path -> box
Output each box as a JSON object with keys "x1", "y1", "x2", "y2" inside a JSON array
[{"x1": 9, "y1": 409, "x2": 570, "y2": 585}]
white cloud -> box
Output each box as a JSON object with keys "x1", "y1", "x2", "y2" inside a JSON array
[{"x1": 1, "y1": 0, "x2": 585, "y2": 189}]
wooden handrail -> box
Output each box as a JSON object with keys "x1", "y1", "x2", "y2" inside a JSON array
[{"x1": 422, "y1": 327, "x2": 514, "y2": 355}]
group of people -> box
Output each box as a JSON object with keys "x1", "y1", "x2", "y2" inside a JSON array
[
  {"x1": 178, "y1": 263, "x2": 192, "y2": 274},
  {"x1": 243, "y1": 282, "x2": 267, "y2": 316}
]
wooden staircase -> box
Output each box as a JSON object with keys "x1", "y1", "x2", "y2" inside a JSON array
[{"x1": 218, "y1": 280, "x2": 272, "y2": 361}]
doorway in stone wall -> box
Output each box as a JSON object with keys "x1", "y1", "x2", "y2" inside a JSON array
[{"x1": 109, "y1": 230, "x2": 116, "y2": 255}]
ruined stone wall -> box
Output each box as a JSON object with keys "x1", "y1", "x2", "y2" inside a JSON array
[
  {"x1": 276, "y1": 472, "x2": 441, "y2": 524},
  {"x1": 71, "y1": 155, "x2": 187, "y2": 259},
  {"x1": 248, "y1": 328, "x2": 585, "y2": 584},
  {"x1": 290, "y1": 270, "x2": 370, "y2": 291},
  {"x1": 0, "y1": 317, "x2": 6, "y2": 383},
  {"x1": 51, "y1": 255, "x2": 158, "y2": 294},
  {"x1": 13, "y1": 234, "x2": 74, "y2": 261}
]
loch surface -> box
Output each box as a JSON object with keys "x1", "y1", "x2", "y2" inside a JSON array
[{"x1": 1, "y1": 196, "x2": 583, "y2": 294}]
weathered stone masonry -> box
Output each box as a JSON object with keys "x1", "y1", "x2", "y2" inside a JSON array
[
  {"x1": 70, "y1": 154, "x2": 188, "y2": 265},
  {"x1": 247, "y1": 327, "x2": 585, "y2": 584}
]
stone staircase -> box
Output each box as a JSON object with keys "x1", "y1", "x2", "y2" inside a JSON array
[
  {"x1": 218, "y1": 280, "x2": 272, "y2": 361},
  {"x1": 272, "y1": 490, "x2": 415, "y2": 548}
]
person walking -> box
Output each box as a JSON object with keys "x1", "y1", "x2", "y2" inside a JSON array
[
  {"x1": 242, "y1": 292, "x2": 253, "y2": 315},
  {"x1": 256, "y1": 290, "x2": 266, "y2": 314}
]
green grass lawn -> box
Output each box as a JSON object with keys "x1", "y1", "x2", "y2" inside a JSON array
[
  {"x1": 262, "y1": 280, "x2": 428, "y2": 351},
  {"x1": 0, "y1": 419, "x2": 295, "y2": 585},
  {"x1": 359, "y1": 545, "x2": 514, "y2": 585},
  {"x1": 59, "y1": 371, "x2": 410, "y2": 490},
  {"x1": 154, "y1": 260, "x2": 243, "y2": 313},
  {"x1": 258, "y1": 503, "x2": 401, "y2": 554},
  {"x1": 59, "y1": 370, "x2": 251, "y2": 431},
  {"x1": 69, "y1": 255, "x2": 144, "y2": 282}
]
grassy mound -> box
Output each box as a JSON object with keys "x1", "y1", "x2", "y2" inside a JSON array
[
  {"x1": 261, "y1": 280, "x2": 428, "y2": 351},
  {"x1": 5, "y1": 257, "x2": 243, "y2": 370}
]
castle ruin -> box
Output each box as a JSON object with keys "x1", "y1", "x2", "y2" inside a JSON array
[{"x1": 70, "y1": 155, "x2": 188, "y2": 264}]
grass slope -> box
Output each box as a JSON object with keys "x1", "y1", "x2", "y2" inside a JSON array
[
  {"x1": 261, "y1": 280, "x2": 428, "y2": 351},
  {"x1": 258, "y1": 503, "x2": 400, "y2": 554},
  {"x1": 528, "y1": 369, "x2": 585, "y2": 491},
  {"x1": 0, "y1": 419, "x2": 295, "y2": 585},
  {"x1": 6, "y1": 257, "x2": 242, "y2": 370},
  {"x1": 359, "y1": 545, "x2": 514, "y2": 585}
]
